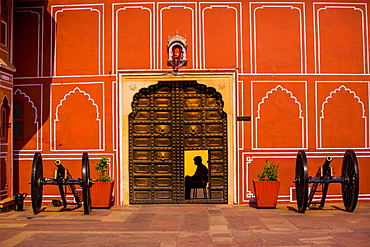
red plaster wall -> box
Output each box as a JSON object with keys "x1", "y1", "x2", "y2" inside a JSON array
[{"x1": 12, "y1": 0, "x2": 370, "y2": 206}]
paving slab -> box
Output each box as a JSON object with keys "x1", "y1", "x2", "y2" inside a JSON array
[{"x1": 0, "y1": 203, "x2": 369, "y2": 246}]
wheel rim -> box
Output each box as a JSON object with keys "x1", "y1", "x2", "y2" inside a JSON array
[
  {"x1": 82, "y1": 152, "x2": 91, "y2": 214},
  {"x1": 295, "y1": 150, "x2": 308, "y2": 213},
  {"x1": 31, "y1": 152, "x2": 43, "y2": 214},
  {"x1": 341, "y1": 150, "x2": 359, "y2": 212}
]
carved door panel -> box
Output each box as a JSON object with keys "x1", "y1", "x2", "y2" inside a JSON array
[{"x1": 129, "y1": 81, "x2": 227, "y2": 204}]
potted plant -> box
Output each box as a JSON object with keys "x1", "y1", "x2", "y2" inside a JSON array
[
  {"x1": 90, "y1": 157, "x2": 114, "y2": 208},
  {"x1": 253, "y1": 160, "x2": 280, "y2": 208}
]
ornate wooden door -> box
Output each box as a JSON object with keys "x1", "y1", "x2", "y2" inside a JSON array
[{"x1": 129, "y1": 81, "x2": 227, "y2": 204}]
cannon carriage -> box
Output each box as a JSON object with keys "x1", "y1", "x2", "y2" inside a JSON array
[
  {"x1": 31, "y1": 152, "x2": 93, "y2": 214},
  {"x1": 294, "y1": 150, "x2": 359, "y2": 213}
]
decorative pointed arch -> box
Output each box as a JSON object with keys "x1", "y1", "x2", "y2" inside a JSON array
[
  {"x1": 53, "y1": 87, "x2": 102, "y2": 150},
  {"x1": 256, "y1": 85, "x2": 303, "y2": 117},
  {"x1": 319, "y1": 85, "x2": 367, "y2": 148},
  {"x1": 14, "y1": 89, "x2": 39, "y2": 125},
  {"x1": 0, "y1": 96, "x2": 9, "y2": 141},
  {"x1": 13, "y1": 89, "x2": 40, "y2": 151},
  {"x1": 320, "y1": 85, "x2": 366, "y2": 117},
  {"x1": 0, "y1": 95, "x2": 9, "y2": 107},
  {"x1": 255, "y1": 85, "x2": 305, "y2": 149},
  {"x1": 55, "y1": 87, "x2": 100, "y2": 121}
]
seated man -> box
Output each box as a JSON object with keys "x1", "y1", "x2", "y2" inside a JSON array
[{"x1": 185, "y1": 156, "x2": 208, "y2": 199}]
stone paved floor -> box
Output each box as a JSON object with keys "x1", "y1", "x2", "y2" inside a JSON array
[{"x1": 0, "y1": 203, "x2": 369, "y2": 246}]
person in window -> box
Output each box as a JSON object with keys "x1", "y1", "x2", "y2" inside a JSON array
[{"x1": 185, "y1": 156, "x2": 208, "y2": 199}]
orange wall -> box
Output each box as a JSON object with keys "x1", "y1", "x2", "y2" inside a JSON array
[{"x1": 13, "y1": 0, "x2": 370, "y2": 205}]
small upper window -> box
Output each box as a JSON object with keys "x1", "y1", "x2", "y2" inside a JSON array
[
  {"x1": 0, "y1": 0, "x2": 9, "y2": 46},
  {"x1": 0, "y1": 21, "x2": 6, "y2": 45}
]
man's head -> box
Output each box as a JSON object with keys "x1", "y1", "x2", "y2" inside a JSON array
[{"x1": 194, "y1": 156, "x2": 202, "y2": 165}]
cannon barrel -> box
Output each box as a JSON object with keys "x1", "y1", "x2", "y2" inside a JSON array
[
  {"x1": 54, "y1": 160, "x2": 69, "y2": 179},
  {"x1": 54, "y1": 159, "x2": 63, "y2": 168},
  {"x1": 320, "y1": 156, "x2": 333, "y2": 177},
  {"x1": 323, "y1": 156, "x2": 332, "y2": 168}
]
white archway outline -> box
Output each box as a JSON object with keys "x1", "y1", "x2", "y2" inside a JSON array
[
  {"x1": 14, "y1": 89, "x2": 40, "y2": 151},
  {"x1": 319, "y1": 85, "x2": 367, "y2": 148},
  {"x1": 14, "y1": 89, "x2": 39, "y2": 124},
  {"x1": 255, "y1": 85, "x2": 304, "y2": 149},
  {"x1": 53, "y1": 87, "x2": 102, "y2": 150}
]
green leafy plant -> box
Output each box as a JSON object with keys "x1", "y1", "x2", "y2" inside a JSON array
[
  {"x1": 257, "y1": 160, "x2": 279, "y2": 181},
  {"x1": 94, "y1": 157, "x2": 112, "y2": 182}
]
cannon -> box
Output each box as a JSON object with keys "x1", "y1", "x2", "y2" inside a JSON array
[
  {"x1": 294, "y1": 150, "x2": 359, "y2": 213},
  {"x1": 31, "y1": 152, "x2": 93, "y2": 215}
]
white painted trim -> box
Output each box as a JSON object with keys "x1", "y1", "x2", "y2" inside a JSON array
[
  {"x1": 14, "y1": 7, "x2": 44, "y2": 77},
  {"x1": 51, "y1": 4, "x2": 104, "y2": 76},
  {"x1": 113, "y1": 3, "x2": 154, "y2": 73},
  {"x1": 251, "y1": 81, "x2": 308, "y2": 150},
  {"x1": 250, "y1": 2, "x2": 306, "y2": 74},
  {"x1": 13, "y1": 85, "x2": 43, "y2": 151},
  {"x1": 315, "y1": 81, "x2": 369, "y2": 149},
  {"x1": 241, "y1": 153, "x2": 370, "y2": 203},
  {"x1": 313, "y1": 2, "x2": 369, "y2": 74},
  {"x1": 158, "y1": 3, "x2": 196, "y2": 70},
  {"x1": 50, "y1": 82, "x2": 105, "y2": 151},
  {"x1": 200, "y1": 2, "x2": 242, "y2": 71}
]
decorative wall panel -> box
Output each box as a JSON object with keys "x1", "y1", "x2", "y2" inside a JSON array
[
  {"x1": 52, "y1": 4, "x2": 103, "y2": 76},
  {"x1": 13, "y1": 86, "x2": 42, "y2": 151},
  {"x1": 14, "y1": 8, "x2": 43, "y2": 77},
  {"x1": 52, "y1": 83, "x2": 104, "y2": 150},
  {"x1": 159, "y1": 3, "x2": 195, "y2": 69},
  {"x1": 250, "y1": 3, "x2": 305, "y2": 73},
  {"x1": 116, "y1": 5, "x2": 152, "y2": 70},
  {"x1": 252, "y1": 81, "x2": 307, "y2": 149},
  {"x1": 201, "y1": 3, "x2": 241, "y2": 70},
  {"x1": 316, "y1": 81, "x2": 369, "y2": 149},
  {"x1": 314, "y1": 3, "x2": 369, "y2": 74}
]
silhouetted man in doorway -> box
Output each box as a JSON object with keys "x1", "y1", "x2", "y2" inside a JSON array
[{"x1": 185, "y1": 156, "x2": 208, "y2": 199}]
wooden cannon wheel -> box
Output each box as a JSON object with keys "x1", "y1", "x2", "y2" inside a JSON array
[
  {"x1": 341, "y1": 150, "x2": 360, "y2": 212},
  {"x1": 294, "y1": 150, "x2": 308, "y2": 213},
  {"x1": 31, "y1": 152, "x2": 44, "y2": 214},
  {"x1": 82, "y1": 152, "x2": 92, "y2": 214}
]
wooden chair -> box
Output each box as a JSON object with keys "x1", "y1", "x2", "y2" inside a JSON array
[{"x1": 191, "y1": 182, "x2": 208, "y2": 199}]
